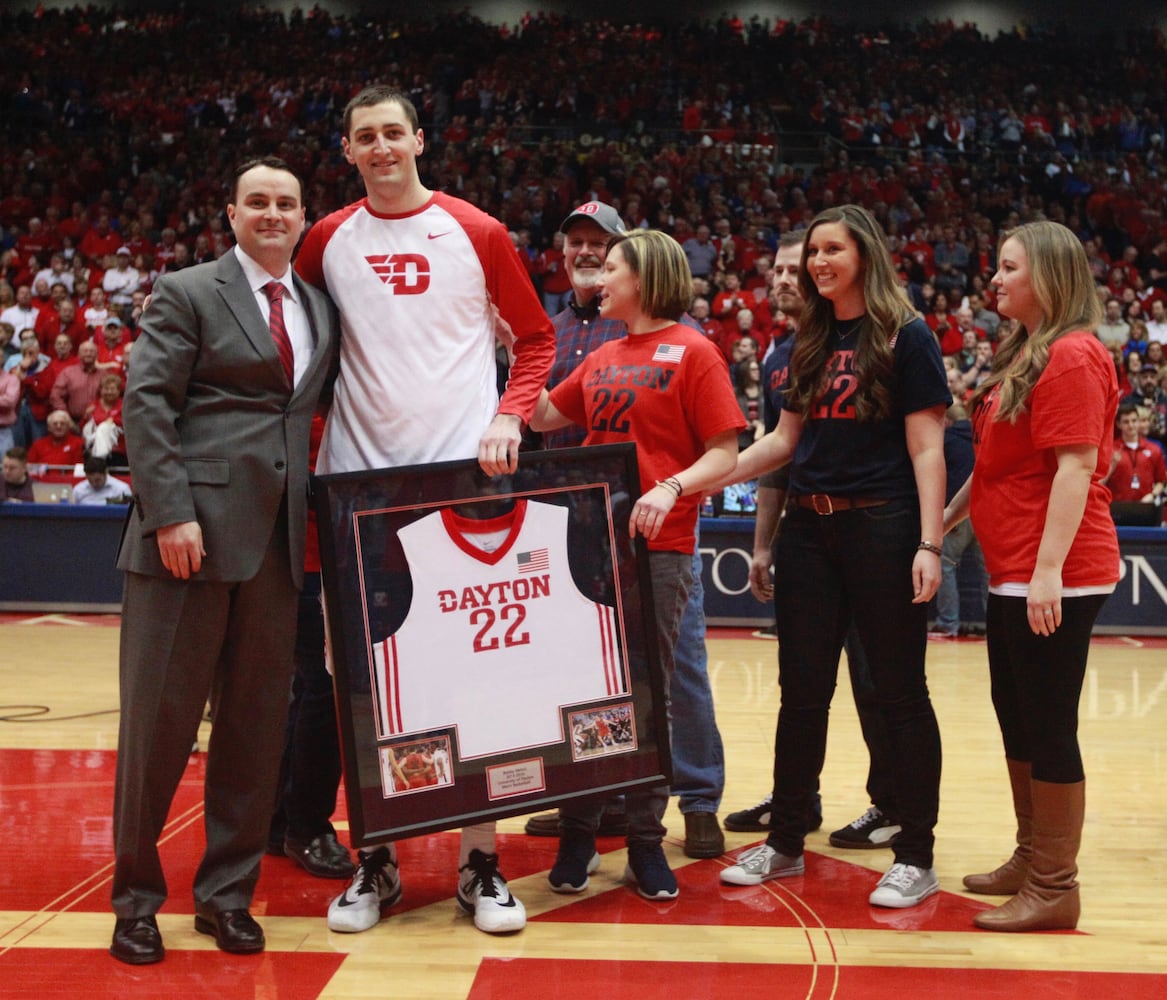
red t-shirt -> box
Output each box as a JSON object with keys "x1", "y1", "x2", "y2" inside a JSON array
[
  {"x1": 1108, "y1": 436, "x2": 1167, "y2": 503},
  {"x1": 970, "y1": 331, "x2": 1120, "y2": 589},
  {"x1": 96, "y1": 340, "x2": 129, "y2": 378},
  {"x1": 28, "y1": 433, "x2": 86, "y2": 466},
  {"x1": 549, "y1": 323, "x2": 745, "y2": 554}
]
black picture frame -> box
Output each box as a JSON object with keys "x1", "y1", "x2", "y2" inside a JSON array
[{"x1": 313, "y1": 443, "x2": 671, "y2": 846}]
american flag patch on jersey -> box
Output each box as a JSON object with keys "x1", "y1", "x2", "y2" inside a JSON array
[
  {"x1": 652, "y1": 343, "x2": 686, "y2": 364},
  {"x1": 517, "y1": 548, "x2": 549, "y2": 573}
]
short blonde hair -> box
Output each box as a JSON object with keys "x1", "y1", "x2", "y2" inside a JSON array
[{"x1": 606, "y1": 230, "x2": 693, "y2": 322}]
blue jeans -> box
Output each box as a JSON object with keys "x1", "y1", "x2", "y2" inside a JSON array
[
  {"x1": 670, "y1": 542, "x2": 725, "y2": 815},
  {"x1": 934, "y1": 519, "x2": 987, "y2": 634},
  {"x1": 562, "y1": 549, "x2": 692, "y2": 848},
  {"x1": 769, "y1": 499, "x2": 941, "y2": 869}
]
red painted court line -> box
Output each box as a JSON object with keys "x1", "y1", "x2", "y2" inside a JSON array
[{"x1": 469, "y1": 958, "x2": 1167, "y2": 1000}]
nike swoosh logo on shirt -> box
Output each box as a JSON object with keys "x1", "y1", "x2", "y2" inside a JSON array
[{"x1": 428, "y1": 231, "x2": 451, "y2": 240}]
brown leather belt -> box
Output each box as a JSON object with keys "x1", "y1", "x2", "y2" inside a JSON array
[{"x1": 789, "y1": 494, "x2": 889, "y2": 515}]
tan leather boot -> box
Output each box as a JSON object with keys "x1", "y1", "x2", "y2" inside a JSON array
[
  {"x1": 974, "y1": 778, "x2": 1083, "y2": 932},
  {"x1": 964, "y1": 759, "x2": 1032, "y2": 894}
]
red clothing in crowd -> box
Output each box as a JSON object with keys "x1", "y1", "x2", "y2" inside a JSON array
[
  {"x1": 712, "y1": 288, "x2": 754, "y2": 357},
  {"x1": 96, "y1": 340, "x2": 130, "y2": 378},
  {"x1": 926, "y1": 312, "x2": 962, "y2": 355},
  {"x1": 77, "y1": 227, "x2": 122, "y2": 263},
  {"x1": 1108, "y1": 435, "x2": 1167, "y2": 503},
  {"x1": 50, "y1": 364, "x2": 102, "y2": 423},
  {"x1": 34, "y1": 310, "x2": 87, "y2": 354},
  {"x1": 27, "y1": 432, "x2": 86, "y2": 466},
  {"x1": 22, "y1": 359, "x2": 72, "y2": 423},
  {"x1": 90, "y1": 396, "x2": 124, "y2": 429},
  {"x1": 534, "y1": 245, "x2": 571, "y2": 296}
]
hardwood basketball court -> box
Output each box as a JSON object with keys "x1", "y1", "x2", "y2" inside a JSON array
[{"x1": 1, "y1": 614, "x2": 1164, "y2": 998}]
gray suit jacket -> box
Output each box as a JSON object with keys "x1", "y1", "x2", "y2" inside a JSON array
[{"x1": 117, "y1": 250, "x2": 338, "y2": 588}]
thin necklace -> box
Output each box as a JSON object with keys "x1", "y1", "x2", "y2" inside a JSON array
[{"x1": 834, "y1": 315, "x2": 866, "y2": 338}]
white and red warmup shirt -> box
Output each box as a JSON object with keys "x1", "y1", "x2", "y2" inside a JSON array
[
  {"x1": 970, "y1": 331, "x2": 1120, "y2": 592},
  {"x1": 296, "y1": 192, "x2": 554, "y2": 472},
  {"x1": 366, "y1": 499, "x2": 625, "y2": 758}
]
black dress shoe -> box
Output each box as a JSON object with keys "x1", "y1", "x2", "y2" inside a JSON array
[
  {"x1": 683, "y1": 811, "x2": 726, "y2": 859},
  {"x1": 194, "y1": 909, "x2": 265, "y2": 954},
  {"x1": 284, "y1": 832, "x2": 356, "y2": 879},
  {"x1": 110, "y1": 915, "x2": 164, "y2": 965}
]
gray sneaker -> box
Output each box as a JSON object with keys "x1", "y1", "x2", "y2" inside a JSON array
[
  {"x1": 719, "y1": 844, "x2": 805, "y2": 886},
  {"x1": 868, "y1": 863, "x2": 939, "y2": 908}
]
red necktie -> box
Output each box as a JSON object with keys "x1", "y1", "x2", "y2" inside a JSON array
[{"x1": 263, "y1": 280, "x2": 294, "y2": 385}]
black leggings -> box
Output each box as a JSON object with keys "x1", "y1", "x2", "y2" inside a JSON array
[{"x1": 985, "y1": 592, "x2": 1110, "y2": 784}]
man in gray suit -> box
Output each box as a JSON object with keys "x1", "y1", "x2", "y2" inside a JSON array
[{"x1": 109, "y1": 157, "x2": 338, "y2": 965}]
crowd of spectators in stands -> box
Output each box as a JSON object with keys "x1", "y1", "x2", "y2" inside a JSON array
[{"x1": 0, "y1": 6, "x2": 1165, "y2": 517}]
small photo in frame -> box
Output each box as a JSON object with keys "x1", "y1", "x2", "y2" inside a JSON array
[
  {"x1": 569, "y1": 702, "x2": 637, "y2": 762},
  {"x1": 378, "y1": 735, "x2": 455, "y2": 798}
]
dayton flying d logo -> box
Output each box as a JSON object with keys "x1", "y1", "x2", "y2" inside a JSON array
[{"x1": 366, "y1": 253, "x2": 431, "y2": 294}]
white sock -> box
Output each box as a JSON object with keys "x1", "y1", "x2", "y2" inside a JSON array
[
  {"x1": 363, "y1": 841, "x2": 397, "y2": 866},
  {"x1": 458, "y1": 822, "x2": 497, "y2": 871}
]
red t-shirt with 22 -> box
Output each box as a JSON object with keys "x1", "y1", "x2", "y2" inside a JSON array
[{"x1": 970, "y1": 331, "x2": 1120, "y2": 589}]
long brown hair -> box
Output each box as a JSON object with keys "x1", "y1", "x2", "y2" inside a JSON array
[
  {"x1": 972, "y1": 221, "x2": 1101, "y2": 422},
  {"x1": 786, "y1": 205, "x2": 917, "y2": 422}
]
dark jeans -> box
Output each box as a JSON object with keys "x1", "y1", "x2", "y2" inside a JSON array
[
  {"x1": 769, "y1": 499, "x2": 941, "y2": 869},
  {"x1": 841, "y1": 624, "x2": 898, "y2": 819},
  {"x1": 783, "y1": 616, "x2": 899, "y2": 824},
  {"x1": 985, "y1": 592, "x2": 1109, "y2": 784},
  {"x1": 561, "y1": 549, "x2": 692, "y2": 848},
  {"x1": 768, "y1": 528, "x2": 897, "y2": 824},
  {"x1": 269, "y1": 573, "x2": 344, "y2": 844}
]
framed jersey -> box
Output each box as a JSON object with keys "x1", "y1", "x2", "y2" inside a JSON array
[{"x1": 314, "y1": 443, "x2": 671, "y2": 845}]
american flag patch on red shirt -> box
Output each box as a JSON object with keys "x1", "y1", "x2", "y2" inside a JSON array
[
  {"x1": 517, "y1": 548, "x2": 549, "y2": 573},
  {"x1": 652, "y1": 343, "x2": 686, "y2": 364}
]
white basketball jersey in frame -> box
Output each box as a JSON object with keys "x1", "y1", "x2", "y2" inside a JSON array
[{"x1": 369, "y1": 499, "x2": 625, "y2": 759}]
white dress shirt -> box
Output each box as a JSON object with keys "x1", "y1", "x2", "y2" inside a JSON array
[{"x1": 234, "y1": 246, "x2": 312, "y2": 388}]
